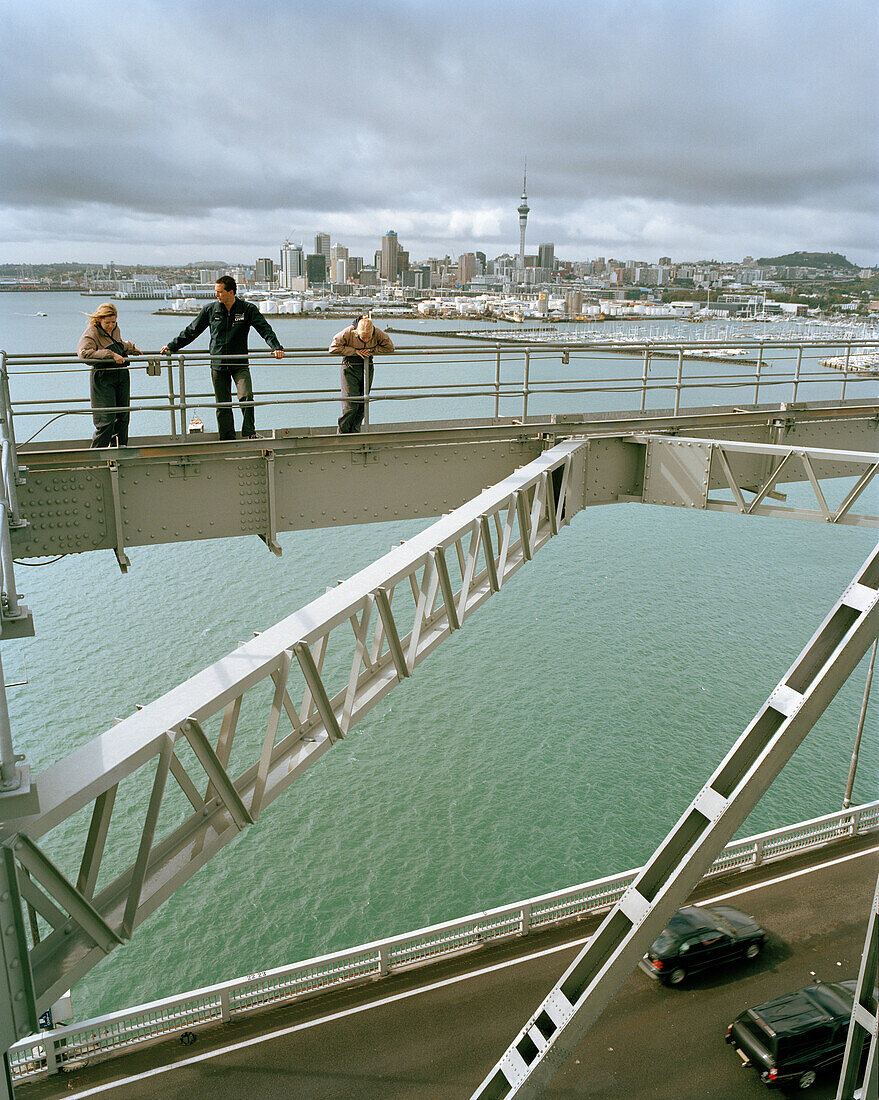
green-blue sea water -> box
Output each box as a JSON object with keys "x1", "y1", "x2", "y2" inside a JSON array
[{"x1": 1, "y1": 292, "x2": 877, "y2": 1020}]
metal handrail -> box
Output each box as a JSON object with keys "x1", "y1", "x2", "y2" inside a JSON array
[
  {"x1": 1, "y1": 338, "x2": 876, "y2": 444},
  {"x1": 9, "y1": 799, "x2": 879, "y2": 1080}
]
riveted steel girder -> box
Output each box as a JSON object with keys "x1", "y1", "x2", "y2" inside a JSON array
[{"x1": 12, "y1": 400, "x2": 879, "y2": 559}]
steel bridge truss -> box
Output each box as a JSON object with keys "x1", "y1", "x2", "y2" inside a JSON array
[
  {"x1": 0, "y1": 439, "x2": 584, "y2": 1046},
  {"x1": 628, "y1": 434, "x2": 879, "y2": 527},
  {"x1": 472, "y1": 538, "x2": 879, "y2": 1099}
]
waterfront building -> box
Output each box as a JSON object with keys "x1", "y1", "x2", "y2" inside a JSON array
[
  {"x1": 305, "y1": 253, "x2": 327, "y2": 286},
  {"x1": 381, "y1": 230, "x2": 399, "y2": 282},
  {"x1": 314, "y1": 233, "x2": 331, "y2": 264},
  {"x1": 280, "y1": 242, "x2": 305, "y2": 288},
  {"x1": 358, "y1": 266, "x2": 379, "y2": 287},
  {"x1": 457, "y1": 253, "x2": 478, "y2": 285},
  {"x1": 255, "y1": 258, "x2": 274, "y2": 284}
]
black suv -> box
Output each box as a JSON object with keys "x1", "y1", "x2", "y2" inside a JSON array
[
  {"x1": 727, "y1": 979, "x2": 864, "y2": 1089},
  {"x1": 639, "y1": 904, "x2": 766, "y2": 986}
]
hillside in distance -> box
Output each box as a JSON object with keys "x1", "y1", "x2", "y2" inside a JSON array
[{"x1": 757, "y1": 251, "x2": 858, "y2": 271}]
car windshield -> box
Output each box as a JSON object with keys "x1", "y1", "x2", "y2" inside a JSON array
[{"x1": 651, "y1": 929, "x2": 678, "y2": 954}]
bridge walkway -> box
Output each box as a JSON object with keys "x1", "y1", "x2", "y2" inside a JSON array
[{"x1": 18, "y1": 831, "x2": 879, "y2": 1100}]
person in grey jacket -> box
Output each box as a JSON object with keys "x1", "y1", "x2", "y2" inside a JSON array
[
  {"x1": 77, "y1": 302, "x2": 141, "y2": 447},
  {"x1": 328, "y1": 315, "x2": 394, "y2": 433},
  {"x1": 162, "y1": 275, "x2": 285, "y2": 439}
]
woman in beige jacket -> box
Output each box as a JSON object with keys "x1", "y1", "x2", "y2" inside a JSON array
[{"x1": 77, "y1": 303, "x2": 141, "y2": 448}]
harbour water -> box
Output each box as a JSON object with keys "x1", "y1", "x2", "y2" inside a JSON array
[{"x1": 1, "y1": 292, "x2": 877, "y2": 1019}]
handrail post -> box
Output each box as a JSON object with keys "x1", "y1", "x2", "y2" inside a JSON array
[
  {"x1": 363, "y1": 354, "x2": 371, "y2": 431},
  {"x1": 0, "y1": 455, "x2": 20, "y2": 622},
  {"x1": 178, "y1": 355, "x2": 188, "y2": 436},
  {"x1": 522, "y1": 349, "x2": 530, "y2": 420},
  {"x1": 165, "y1": 352, "x2": 178, "y2": 438},
  {"x1": 0, "y1": 653, "x2": 21, "y2": 792},
  {"x1": 0, "y1": 354, "x2": 22, "y2": 509},
  {"x1": 792, "y1": 344, "x2": 803, "y2": 403},
  {"x1": 841, "y1": 342, "x2": 851, "y2": 401},
  {"x1": 494, "y1": 344, "x2": 501, "y2": 419},
  {"x1": 674, "y1": 348, "x2": 684, "y2": 415},
  {"x1": 640, "y1": 344, "x2": 650, "y2": 412},
  {"x1": 753, "y1": 341, "x2": 764, "y2": 405},
  {"x1": 0, "y1": 443, "x2": 21, "y2": 530}
]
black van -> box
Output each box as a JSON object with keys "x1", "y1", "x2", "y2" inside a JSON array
[{"x1": 726, "y1": 979, "x2": 861, "y2": 1089}]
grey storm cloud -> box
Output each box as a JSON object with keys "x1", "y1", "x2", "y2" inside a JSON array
[{"x1": 1, "y1": 0, "x2": 877, "y2": 263}]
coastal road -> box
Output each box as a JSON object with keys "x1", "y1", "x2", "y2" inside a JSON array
[{"x1": 20, "y1": 835, "x2": 879, "y2": 1100}]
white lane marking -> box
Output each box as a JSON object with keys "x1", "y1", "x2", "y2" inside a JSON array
[{"x1": 58, "y1": 842, "x2": 879, "y2": 1098}]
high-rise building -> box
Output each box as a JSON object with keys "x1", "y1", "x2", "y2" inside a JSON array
[
  {"x1": 280, "y1": 242, "x2": 304, "y2": 288},
  {"x1": 255, "y1": 258, "x2": 274, "y2": 284},
  {"x1": 457, "y1": 253, "x2": 478, "y2": 285},
  {"x1": 517, "y1": 165, "x2": 529, "y2": 276},
  {"x1": 330, "y1": 244, "x2": 348, "y2": 265},
  {"x1": 305, "y1": 253, "x2": 327, "y2": 286},
  {"x1": 381, "y1": 230, "x2": 399, "y2": 282},
  {"x1": 314, "y1": 233, "x2": 331, "y2": 263},
  {"x1": 538, "y1": 243, "x2": 554, "y2": 273}
]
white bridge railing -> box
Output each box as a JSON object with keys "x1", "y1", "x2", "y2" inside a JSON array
[{"x1": 10, "y1": 798, "x2": 879, "y2": 1080}]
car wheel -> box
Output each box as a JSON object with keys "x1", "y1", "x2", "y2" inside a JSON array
[
  {"x1": 745, "y1": 942, "x2": 761, "y2": 959},
  {"x1": 668, "y1": 967, "x2": 686, "y2": 985},
  {"x1": 797, "y1": 1069, "x2": 817, "y2": 1089}
]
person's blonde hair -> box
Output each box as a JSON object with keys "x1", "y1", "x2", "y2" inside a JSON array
[{"x1": 85, "y1": 302, "x2": 118, "y2": 326}]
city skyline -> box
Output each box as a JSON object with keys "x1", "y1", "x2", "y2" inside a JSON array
[{"x1": 1, "y1": 0, "x2": 876, "y2": 266}]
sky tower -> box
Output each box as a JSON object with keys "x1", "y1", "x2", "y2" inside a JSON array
[{"x1": 517, "y1": 163, "x2": 529, "y2": 276}]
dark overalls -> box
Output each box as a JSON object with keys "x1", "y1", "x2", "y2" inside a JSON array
[
  {"x1": 339, "y1": 356, "x2": 375, "y2": 434},
  {"x1": 90, "y1": 339, "x2": 130, "y2": 448}
]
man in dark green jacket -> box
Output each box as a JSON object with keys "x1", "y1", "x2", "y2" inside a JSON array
[{"x1": 162, "y1": 275, "x2": 285, "y2": 439}]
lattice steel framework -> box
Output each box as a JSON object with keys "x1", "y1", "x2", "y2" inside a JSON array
[{"x1": 0, "y1": 439, "x2": 585, "y2": 1053}]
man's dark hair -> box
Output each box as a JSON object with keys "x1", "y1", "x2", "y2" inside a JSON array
[{"x1": 216, "y1": 275, "x2": 237, "y2": 293}]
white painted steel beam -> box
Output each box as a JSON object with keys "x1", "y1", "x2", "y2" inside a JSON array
[
  {"x1": 0, "y1": 439, "x2": 586, "y2": 1019},
  {"x1": 836, "y1": 867, "x2": 878, "y2": 1100},
  {"x1": 472, "y1": 539, "x2": 879, "y2": 1099}
]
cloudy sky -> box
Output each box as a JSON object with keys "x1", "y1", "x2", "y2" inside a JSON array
[{"x1": 2, "y1": 0, "x2": 877, "y2": 266}]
